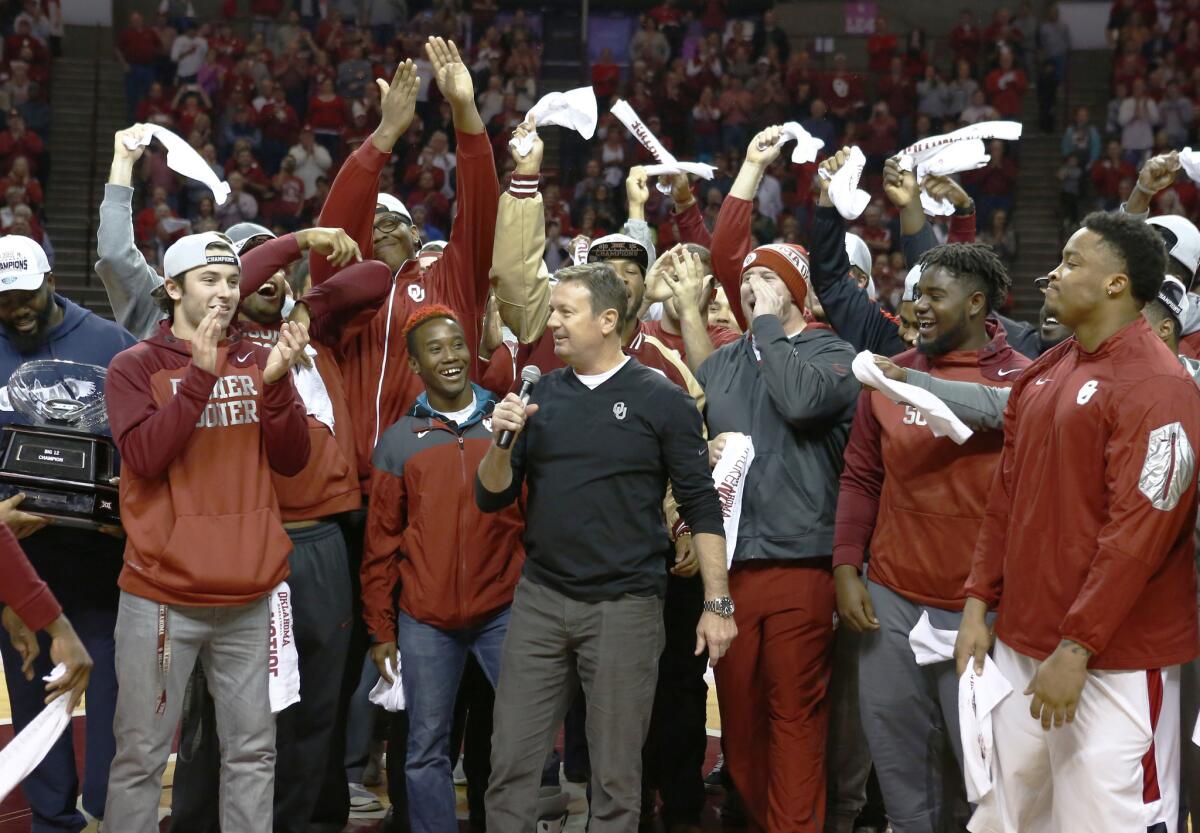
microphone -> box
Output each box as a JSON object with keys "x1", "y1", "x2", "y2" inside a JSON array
[{"x1": 498, "y1": 365, "x2": 541, "y2": 450}]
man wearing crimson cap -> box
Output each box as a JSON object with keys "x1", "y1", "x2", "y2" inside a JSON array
[{"x1": 699, "y1": 123, "x2": 861, "y2": 833}]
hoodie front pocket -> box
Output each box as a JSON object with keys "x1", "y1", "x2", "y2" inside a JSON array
[{"x1": 158, "y1": 508, "x2": 292, "y2": 598}]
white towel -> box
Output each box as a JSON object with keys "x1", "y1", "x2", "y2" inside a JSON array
[
  {"x1": 898, "y1": 121, "x2": 1022, "y2": 215},
  {"x1": 292, "y1": 345, "x2": 335, "y2": 433},
  {"x1": 124, "y1": 125, "x2": 231, "y2": 205},
  {"x1": 817, "y1": 146, "x2": 871, "y2": 220},
  {"x1": 906, "y1": 611, "x2": 1013, "y2": 802},
  {"x1": 709, "y1": 433, "x2": 754, "y2": 568},
  {"x1": 510, "y1": 86, "x2": 598, "y2": 157},
  {"x1": 1180, "y1": 147, "x2": 1200, "y2": 184},
  {"x1": 268, "y1": 582, "x2": 300, "y2": 713},
  {"x1": 611, "y1": 99, "x2": 717, "y2": 192},
  {"x1": 779, "y1": 121, "x2": 825, "y2": 164},
  {"x1": 369, "y1": 652, "x2": 406, "y2": 711},
  {"x1": 852, "y1": 351, "x2": 973, "y2": 444},
  {"x1": 0, "y1": 664, "x2": 73, "y2": 803}
]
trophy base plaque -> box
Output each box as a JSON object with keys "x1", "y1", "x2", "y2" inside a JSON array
[{"x1": 0, "y1": 424, "x2": 120, "y2": 530}]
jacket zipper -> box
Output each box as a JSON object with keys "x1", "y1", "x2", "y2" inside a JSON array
[{"x1": 456, "y1": 432, "x2": 468, "y2": 624}]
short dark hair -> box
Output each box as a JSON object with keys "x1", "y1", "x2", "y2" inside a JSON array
[
  {"x1": 554, "y1": 262, "x2": 628, "y2": 333},
  {"x1": 1142, "y1": 298, "x2": 1178, "y2": 334},
  {"x1": 683, "y1": 243, "x2": 713, "y2": 275},
  {"x1": 917, "y1": 243, "x2": 1012, "y2": 312},
  {"x1": 1082, "y1": 210, "x2": 1167, "y2": 304}
]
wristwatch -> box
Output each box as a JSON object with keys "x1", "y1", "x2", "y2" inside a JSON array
[{"x1": 703, "y1": 596, "x2": 735, "y2": 618}]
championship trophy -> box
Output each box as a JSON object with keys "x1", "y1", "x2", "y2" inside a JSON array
[{"x1": 0, "y1": 360, "x2": 120, "y2": 529}]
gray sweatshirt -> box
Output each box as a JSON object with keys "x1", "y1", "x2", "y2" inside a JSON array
[{"x1": 95, "y1": 183, "x2": 167, "y2": 340}]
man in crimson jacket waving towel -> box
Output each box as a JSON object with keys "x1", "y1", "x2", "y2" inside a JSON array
[{"x1": 103, "y1": 231, "x2": 311, "y2": 833}]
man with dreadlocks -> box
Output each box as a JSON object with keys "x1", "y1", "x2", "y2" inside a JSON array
[{"x1": 832, "y1": 242, "x2": 1029, "y2": 833}]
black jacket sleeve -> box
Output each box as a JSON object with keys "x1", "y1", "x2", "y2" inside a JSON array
[
  {"x1": 901, "y1": 223, "x2": 939, "y2": 269},
  {"x1": 475, "y1": 430, "x2": 527, "y2": 512},
  {"x1": 810, "y1": 206, "x2": 907, "y2": 356},
  {"x1": 994, "y1": 313, "x2": 1041, "y2": 360},
  {"x1": 754, "y1": 316, "x2": 862, "y2": 430},
  {"x1": 658, "y1": 384, "x2": 725, "y2": 538}
]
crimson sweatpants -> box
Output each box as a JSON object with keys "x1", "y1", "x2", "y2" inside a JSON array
[{"x1": 715, "y1": 561, "x2": 836, "y2": 833}]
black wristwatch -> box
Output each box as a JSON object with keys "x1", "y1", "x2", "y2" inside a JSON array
[{"x1": 703, "y1": 596, "x2": 735, "y2": 618}]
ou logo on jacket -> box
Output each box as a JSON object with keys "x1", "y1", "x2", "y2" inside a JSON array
[
  {"x1": 613, "y1": 401, "x2": 627, "y2": 420},
  {"x1": 408, "y1": 284, "x2": 426, "y2": 302},
  {"x1": 1076, "y1": 380, "x2": 1099, "y2": 405}
]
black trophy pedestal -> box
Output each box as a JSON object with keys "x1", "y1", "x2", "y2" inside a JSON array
[{"x1": 0, "y1": 423, "x2": 119, "y2": 529}]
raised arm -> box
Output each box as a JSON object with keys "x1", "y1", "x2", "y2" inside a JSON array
[
  {"x1": 310, "y1": 60, "x2": 419, "y2": 286},
  {"x1": 665, "y1": 172, "x2": 713, "y2": 248},
  {"x1": 490, "y1": 119, "x2": 550, "y2": 343},
  {"x1": 711, "y1": 126, "x2": 785, "y2": 332},
  {"x1": 96, "y1": 124, "x2": 168, "y2": 340}
]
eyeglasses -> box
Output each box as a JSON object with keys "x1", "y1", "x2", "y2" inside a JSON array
[{"x1": 373, "y1": 213, "x2": 411, "y2": 234}]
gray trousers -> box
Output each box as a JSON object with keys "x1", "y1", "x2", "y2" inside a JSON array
[
  {"x1": 105, "y1": 590, "x2": 276, "y2": 833},
  {"x1": 825, "y1": 625, "x2": 872, "y2": 833},
  {"x1": 859, "y1": 580, "x2": 972, "y2": 833},
  {"x1": 486, "y1": 578, "x2": 665, "y2": 833}
]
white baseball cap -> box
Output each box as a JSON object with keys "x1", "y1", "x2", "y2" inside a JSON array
[
  {"x1": 845, "y1": 233, "x2": 872, "y2": 278},
  {"x1": 1157, "y1": 275, "x2": 1190, "y2": 329},
  {"x1": 162, "y1": 231, "x2": 241, "y2": 281},
  {"x1": 375, "y1": 193, "x2": 412, "y2": 224},
  {"x1": 0, "y1": 234, "x2": 49, "y2": 292},
  {"x1": 901, "y1": 264, "x2": 922, "y2": 303},
  {"x1": 1147, "y1": 215, "x2": 1200, "y2": 280}
]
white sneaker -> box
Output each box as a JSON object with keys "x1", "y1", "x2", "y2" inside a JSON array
[
  {"x1": 348, "y1": 782, "x2": 383, "y2": 813},
  {"x1": 453, "y1": 756, "x2": 468, "y2": 785}
]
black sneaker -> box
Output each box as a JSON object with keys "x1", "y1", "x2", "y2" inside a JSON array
[
  {"x1": 703, "y1": 754, "x2": 724, "y2": 794},
  {"x1": 719, "y1": 785, "x2": 747, "y2": 827}
]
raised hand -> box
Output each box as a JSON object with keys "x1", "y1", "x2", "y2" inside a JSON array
[
  {"x1": 923, "y1": 174, "x2": 973, "y2": 212},
  {"x1": 264, "y1": 320, "x2": 310, "y2": 384},
  {"x1": 511, "y1": 117, "x2": 544, "y2": 175},
  {"x1": 426, "y1": 37, "x2": 474, "y2": 108},
  {"x1": 1137, "y1": 151, "x2": 1180, "y2": 195},
  {"x1": 298, "y1": 227, "x2": 362, "y2": 267},
  {"x1": 745, "y1": 125, "x2": 785, "y2": 168},
  {"x1": 114, "y1": 124, "x2": 151, "y2": 165},
  {"x1": 882, "y1": 155, "x2": 919, "y2": 209},
  {"x1": 748, "y1": 274, "x2": 784, "y2": 320},
  {"x1": 664, "y1": 246, "x2": 709, "y2": 315},
  {"x1": 375, "y1": 59, "x2": 420, "y2": 148},
  {"x1": 191, "y1": 308, "x2": 222, "y2": 375},
  {"x1": 665, "y1": 171, "x2": 695, "y2": 208},
  {"x1": 482, "y1": 293, "x2": 504, "y2": 356},
  {"x1": 626, "y1": 165, "x2": 650, "y2": 211},
  {"x1": 490, "y1": 391, "x2": 539, "y2": 448}
]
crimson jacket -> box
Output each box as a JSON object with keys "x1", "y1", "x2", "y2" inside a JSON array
[
  {"x1": 105, "y1": 321, "x2": 310, "y2": 606},
  {"x1": 362, "y1": 386, "x2": 524, "y2": 640},
  {"x1": 238, "y1": 237, "x2": 393, "y2": 521},
  {"x1": 310, "y1": 133, "x2": 500, "y2": 489},
  {"x1": 0, "y1": 524, "x2": 60, "y2": 630},
  {"x1": 834, "y1": 321, "x2": 1030, "y2": 608},
  {"x1": 965, "y1": 318, "x2": 1200, "y2": 669}
]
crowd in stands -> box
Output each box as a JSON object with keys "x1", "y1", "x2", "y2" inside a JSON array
[
  {"x1": 114, "y1": 1, "x2": 1064, "y2": 316},
  {"x1": 1061, "y1": 1, "x2": 1198, "y2": 232},
  {"x1": 0, "y1": 0, "x2": 60, "y2": 261}
]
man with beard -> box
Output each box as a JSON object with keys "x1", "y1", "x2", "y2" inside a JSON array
[
  {"x1": 953, "y1": 212, "x2": 1200, "y2": 833},
  {"x1": 0, "y1": 234, "x2": 136, "y2": 832},
  {"x1": 833, "y1": 241, "x2": 1029, "y2": 833}
]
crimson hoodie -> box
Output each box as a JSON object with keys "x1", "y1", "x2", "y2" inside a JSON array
[
  {"x1": 834, "y1": 321, "x2": 1030, "y2": 608},
  {"x1": 105, "y1": 321, "x2": 310, "y2": 606},
  {"x1": 965, "y1": 318, "x2": 1200, "y2": 669},
  {"x1": 310, "y1": 132, "x2": 500, "y2": 489},
  {"x1": 238, "y1": 235, "x2": 392, "y2": 520}
]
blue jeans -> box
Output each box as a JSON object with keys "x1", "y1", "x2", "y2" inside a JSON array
[{"x1": 397, "y1": 607, "x2": 510, "y2": 833}]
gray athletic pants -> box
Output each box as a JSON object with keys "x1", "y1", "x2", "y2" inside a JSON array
[
  {"x1": 486, "y1": 578, "x2": 665, "y2": 833},
  {"x1": 105, "y1": 591, "x2": 275, "y2": 833},
  {"x1": 859, "y1": 580, "x2": 973, "y2": 833},
  {"x1": 825, "y1": 625, "x2": 872, "y2": 833}
]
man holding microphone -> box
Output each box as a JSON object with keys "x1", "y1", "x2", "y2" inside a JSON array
[{"x1": 476, "y1": 262, "x2": 736, "y2": 833}]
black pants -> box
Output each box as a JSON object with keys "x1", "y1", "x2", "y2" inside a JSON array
[
  {"x1": 642, "y1": 574, "x2": 709, "y2": 827},
  {"x1": 169, "y1": 521, "x2": 354, "y2": 833}
]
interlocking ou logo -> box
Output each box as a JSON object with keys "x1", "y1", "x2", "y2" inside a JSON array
[
  {"x1": 408, "y1": 284, "x2": 426, "y2": 302},
  {"x1": 482, "y1": 416, "x2": 493, "y2": 434},
  {"x1": 613, "y1": 401, "x2": 627, "y2": 420},
  {"x1": 1076, "y1": 380, "x2": 1099, "y2": 405}
]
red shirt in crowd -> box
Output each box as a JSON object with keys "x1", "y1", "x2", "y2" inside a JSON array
[{"x1": 118, "y1": 25, "x2": 160, "y2": 65}]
